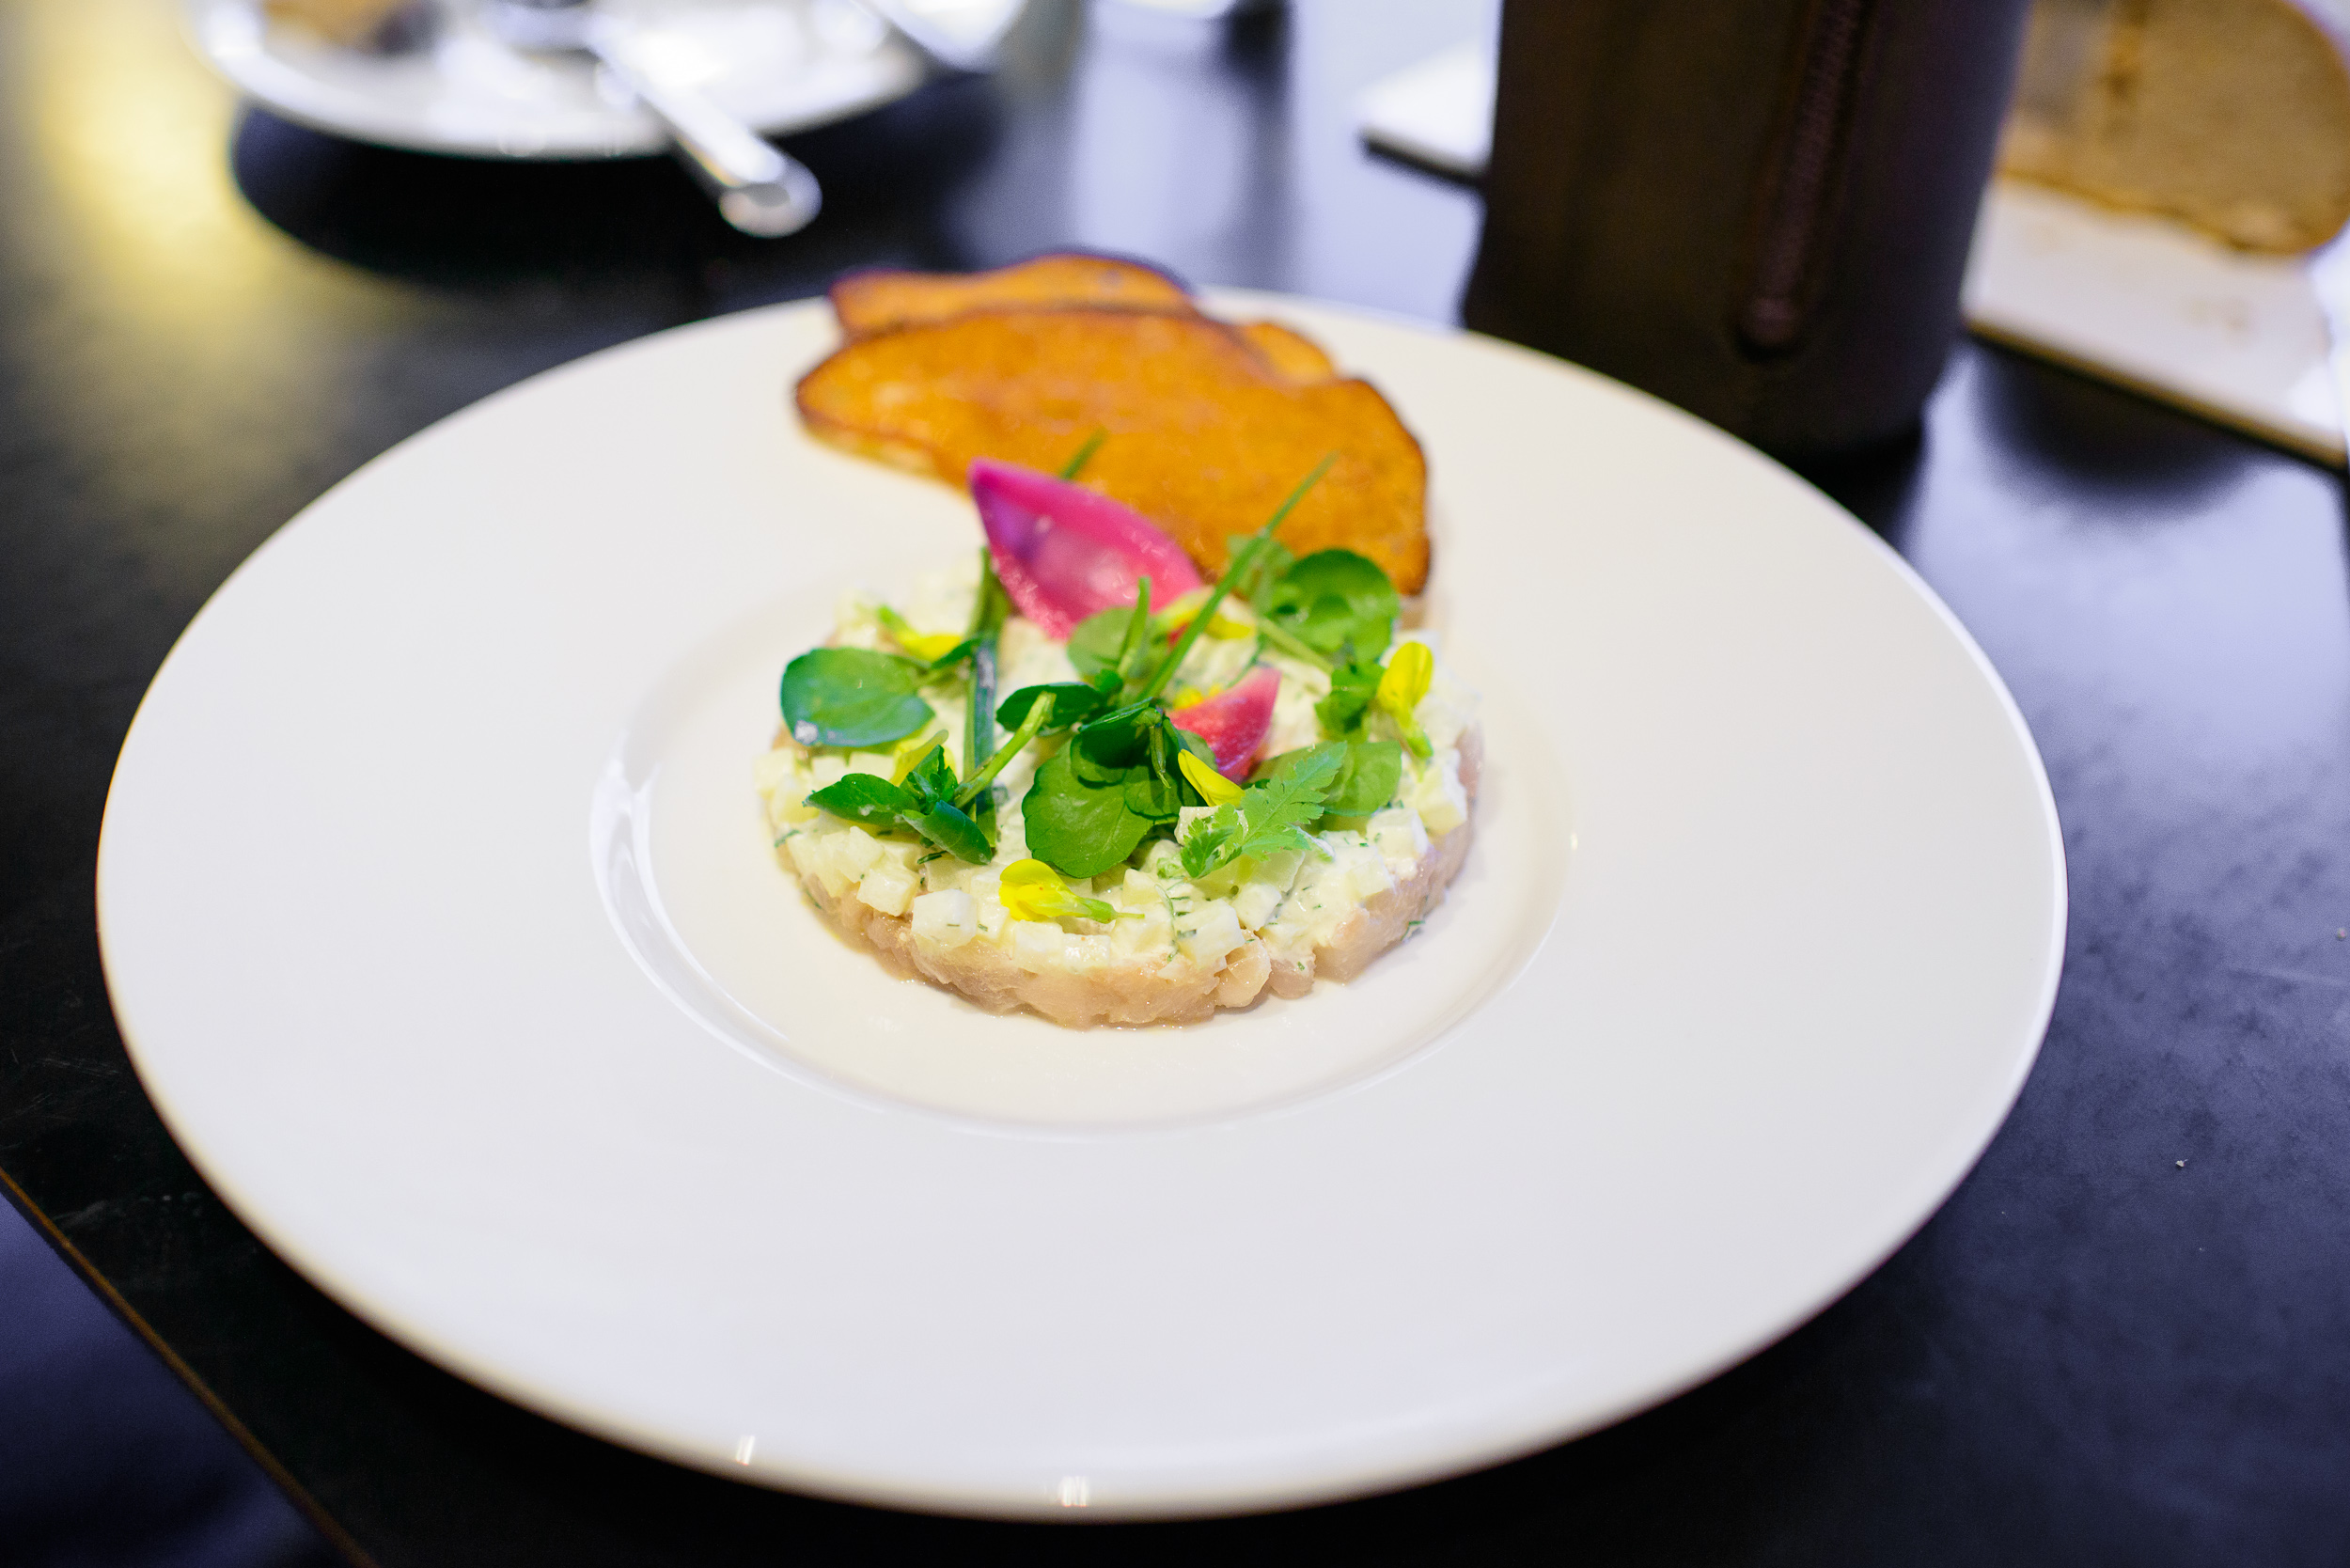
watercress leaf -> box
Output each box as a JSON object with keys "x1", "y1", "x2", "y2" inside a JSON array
[
  {"x1": 1021, "y1": 750, "x2": 1155, "y2": 878},
  {"x1": 1123, "y1": 765, "x2": 1183, "y2": 822},
  {"x1": 1064, "y1": 607, "x2": 1132, "y2": 682},
  {"x1": 996, "y1": 682, "x2": 1108, "y2": 733},
  {"x1": 1108, "y1": 721, "x2": 1178, "y2": 822},
  {"x1": 901, "y1": 795, "x2": 994, "y2": 864},
  {"x1": 1072, "y1": 699, "x2": 1162, "y2": 770},
  {"x1": 1066, "y1": 734, "x2": 1130, "y2": 789},
  {"x1": 805, "y1": 772, "x2": 916, "y2": 826},
  {"x1": 1265, "y1": 550, "x2": 1399, "y2": 660},
  {"x1": 1331, "y1": 740, "x2": 1404, "y2": 816},
  {"x1": 1316, "y1": 660, "x2": 1382, "y2": 737},
  {"x1": 780, "y1": 647, "x2": 933, "y2": 748}
]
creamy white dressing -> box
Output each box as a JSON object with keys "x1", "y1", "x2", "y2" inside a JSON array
[{"x1": 758, "y1": 560, "x2": 1477, "y2": 982}]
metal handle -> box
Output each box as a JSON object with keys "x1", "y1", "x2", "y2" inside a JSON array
[{"x1": 586, "y1": 24, "x2": 822, "y2": 237}]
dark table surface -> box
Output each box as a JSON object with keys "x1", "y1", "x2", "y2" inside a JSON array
[{"x1": 6, "y1": 0, "x2": 2350, "y2": 1562}]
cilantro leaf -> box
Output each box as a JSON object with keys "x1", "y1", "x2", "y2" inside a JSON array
[
  {"x1": 1255, "y1": 740, "x2": 1402, "y2": 819},
  {"x1": 1179, "y1": 800, "x2": 1245, "y2": 879},
  {"x1": 780, "y1": 648, "x2": 934, "y2": 748},
  {"x1": 1180, "y1": 744, "x2": 1342, "y2": 879}
]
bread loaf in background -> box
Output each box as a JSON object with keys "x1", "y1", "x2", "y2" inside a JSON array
[{"x1": 1999, "y1": 0, "x2": 2350, "y2": 251}]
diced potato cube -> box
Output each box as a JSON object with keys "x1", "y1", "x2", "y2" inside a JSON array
[
  {"x1": 833, "y1": 828, "x2": 886, "y2": 877},
  {"x1": 1412, "y1": 754, "x2": 1469, "y2": 837},
  {"x1": 910, "y1": 889, "x2": 977, "y2": 948},
  {"x1": 857, "y1": 863, "x2": 917, "y2": 916},
  {"x1": 1236, "y1": 846, "x2": 1305, "y2": 893},
  {"x1": 1341, "y1": 841, "x2": 1395, "y2": 901},
  {"x1": 1008, "y1": 919, "x2": 1067, "y2": 971},
  {"x1": 1234, "y1": 879, "x2": 1284, "y2": 931},
  {"x1": 786, "y1": 833, "x2": 825, "y2": 880},
  {"x1": 1369, "y1": 806, "x2": 1430, "y2": 871},
  {"x1": 1175, "y1": 897, "x2": 1245, "y2": 965}
]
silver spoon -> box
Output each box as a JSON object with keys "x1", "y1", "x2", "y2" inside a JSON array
[{"x1": 483, "y1": 0, "x2": 822, "y2": 237}]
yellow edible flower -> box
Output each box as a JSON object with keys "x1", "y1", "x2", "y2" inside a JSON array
[
  {"x1": 998, "y1": 858, "x2": 1120, "y2": 924},
  {"x1": 876, "y1": 604, "x2": 964, "y2": 663},
  {"x1": 1376, "y1": 641, "x2": 1434, "y2": 759},
  {"x1": 895, "y1": 627, "x2": 964, "y2": 662},
  {"x1": 1178, "y1": 749, "x2": 1245, "y2": 806},
  {"x1": 1158, "y1": 587, "x2": 1255, "y2": 641}
]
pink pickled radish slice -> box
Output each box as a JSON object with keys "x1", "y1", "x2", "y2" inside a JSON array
[
  {"x1": 1170, "y1": 665, "x2": 1281, "y2": 781},
  {"x1": 971, "y1": 458, "x2": 1202, "y2": 638}
]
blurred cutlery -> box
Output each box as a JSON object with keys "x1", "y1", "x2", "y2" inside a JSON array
[{"x1": 483, "y1": 0, "x2": 821, "y2": 237}]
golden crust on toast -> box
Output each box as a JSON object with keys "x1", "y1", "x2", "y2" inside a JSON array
[
  {"x1": 795, "y1": 307, "x2": 1429, "y2": 592},
  {"x1": 831, "y1": 254, "x2": 1341, "y2": 383},
  {"x1": 830, "y1": 255, "x2": 1193, "y2": 337},
  {"x1": 1234, "y1": 320, "x2": 1339, "y2": 381}
]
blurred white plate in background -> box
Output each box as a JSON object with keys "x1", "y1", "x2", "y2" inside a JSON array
[{"x1": 182, "y1": 0, "x2": 1025, "y2": 158}]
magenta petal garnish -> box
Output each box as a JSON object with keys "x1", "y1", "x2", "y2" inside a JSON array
[
  {"x1": 970, "y1": 458, "x2": 1203, "y2": 639},
  {"x1": 1170, "y1": 665, "x2": 1281, "y2": 781}
]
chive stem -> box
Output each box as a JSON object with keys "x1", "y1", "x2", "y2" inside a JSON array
[
  {"x1": 1253, "y1": 617, "x2": 1333, "y2": 671},
  {"x1": 1058, "y1": 428, "x2": 1107, "y2": 480},
  {"x1": 964, "y1": 547, "x2": 1009, "y2": 777},
  {"x1": 1115, "y1": 578, "x2": 1152, "y2": 685},
  {"x1": 1137, "y1": 452, "x2": 1336, "y2": 704},
  {"x1": 952, "y1": 700, "x2": 1051, "y2": 810}
]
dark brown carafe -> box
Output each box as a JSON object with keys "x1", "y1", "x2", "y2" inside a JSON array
[{"x1": 1463, "y1": 0, "x2": 2034, "y2": 459}]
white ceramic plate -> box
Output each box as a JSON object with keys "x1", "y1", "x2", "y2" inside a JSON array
[
  {"x1": 98, "y1": 294, "x2": 2065, "y2": 1518},
  {"x1": 183, "y1": 0, "x2": 965, "y2": 159}
]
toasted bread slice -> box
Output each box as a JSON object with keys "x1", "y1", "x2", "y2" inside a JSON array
[
  {"x1": 796, "y1": 307, "x2": 1429, "y2": 592},
  {"x1": 831, "y1": 254, "x2": 1342, "y2": 382},
  {"x1": 1235, "y1": 320, "x2": 1339, "y2": 381},
  {"x1": 830, "y1": 255, "x2": 1194, "y2": 337}
]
